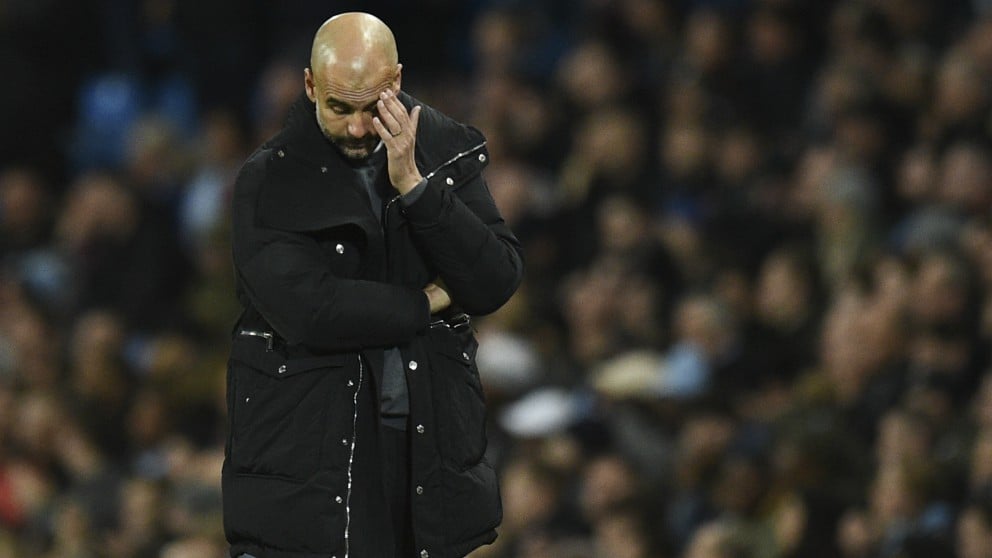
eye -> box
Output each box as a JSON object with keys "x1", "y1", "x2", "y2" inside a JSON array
[{"x1": 329, "y1": 104, "x2": 349, "y2": 115}]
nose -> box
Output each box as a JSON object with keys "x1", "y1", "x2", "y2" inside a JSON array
[{"x1": 347, "y1": 112, "x2": 373, "y2": 138}]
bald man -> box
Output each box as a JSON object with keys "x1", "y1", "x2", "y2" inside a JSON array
[{"x1": 223, "y1": 12, "x2": 522, "y2": 558}]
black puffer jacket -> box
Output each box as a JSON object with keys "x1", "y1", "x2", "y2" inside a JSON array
[{"x1": 223, "y1": 92, "x2": 523, "y2": 558}]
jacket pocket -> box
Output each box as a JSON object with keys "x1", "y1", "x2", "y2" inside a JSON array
[
  {"x1": 228, "y1": 341, "x2": 352, "y2": 480},
  {"x1": 428, "y1": 330, "x2": 488, "y2": 470},
  {"x1": 223, "y1": 470, "x2": 347, "y2": 555},
  {"x1": 441, "y1": 457, "x2": 502, "y2": 549}
]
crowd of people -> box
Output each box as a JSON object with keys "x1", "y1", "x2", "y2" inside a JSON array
[{"x1": 2, "y1": 0, "x2": 992, "y2": 556}]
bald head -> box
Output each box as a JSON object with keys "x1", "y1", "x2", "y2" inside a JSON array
[
  {"x1": 310, "y1": 12, "x2": 398, "y2": 88},
  {"x1": 304, "y1": 12, "x2": 404, "y2": 160}
]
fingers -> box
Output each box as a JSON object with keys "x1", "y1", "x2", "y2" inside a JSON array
[
  {"x1": 372, "y1": 90, "x2": 425, "y2": 192},
  {"x1": 371, "y1": 115, "x2": 393, "y2": 141},
  {"x1": 376, "y1": 99, "x2": 403, "y2": 137},
  {"x1": 423, "y1": 282, "x2": 452, "y2": 314},
  {"x1": 375, "y1": 90, "x2": 406, "y2": 135}
]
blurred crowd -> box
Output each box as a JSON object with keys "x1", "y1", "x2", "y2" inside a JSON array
[{"x1": 2, "y1": 0, "x2": 992, "y2": 557}]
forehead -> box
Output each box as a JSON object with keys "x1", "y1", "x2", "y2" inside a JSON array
[{"x1": 313, "y1": 61, "x2": 395, "y2": 105}]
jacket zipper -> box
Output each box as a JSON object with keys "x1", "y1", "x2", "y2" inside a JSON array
[
  {"x1": 383, "y1": 194, "x2": 400, "y2": 279},
  {"x1": 382, "y1": 139, "x2": 487, "y2": 265},
  {"x1": 343, "y1": 355, "x2": 363, "y2": 558},
  {"x1": 422, "y1": 141, "x2": 487, "y2": 181},
  {"x1": 382, "y1": 139, "x2": 487, "y2": 232}
]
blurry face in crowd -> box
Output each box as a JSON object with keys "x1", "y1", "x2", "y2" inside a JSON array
[
  {"x1": 958, "y1": 506, "x2": 992, "y2": 558},
  {"x1": 557, "y1": 41, "x2": 626, "y2": 109},
  {"x1": 755, "y1": 249, "x2": 810, "y2": 327},
  {"x1": 935, "y1": 55, "x2": 988, "y2": 122},
  {"x1": 500, "y1": 458, "x2": 559, "y2": 532},
  {"x1": 579, "y1": 455, "x2": 638, "y2": 522},
  {"x1": 896, "y1": 145, "x2": 937, "y2": 204},
  {"x1": 910, "y1": 252, "x2": 969, "y2": 324},
  {"x1": 939, "y1": 143, "x2": 992, "y2": 213},
  {"x1": 684, "y1": 521, "x2": 735, "y2": 558},
  {"x1": 305, "y1": 61, "x2": 401, "y2": 161},
  {"x1": 0, "y1": 169, "x2": 46, "y2": 239},
  {"x1": 686, "y1": 10, "x2": 731, "y2": 72}
]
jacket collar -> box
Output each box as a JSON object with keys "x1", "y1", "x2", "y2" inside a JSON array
[
  {"x1": 255, "y1": 91, "x2": 487, "y2": 234},
  {"x1": 267, "y1": 92, "x2": 363, "y2": 174},
  {"x1": 256, "y1": 94, "x2": 383, "y2": 234}
]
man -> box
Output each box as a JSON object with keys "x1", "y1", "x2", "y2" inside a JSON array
[{"x1": 223, "y1": 12, "x2": 523, "y2": 558}]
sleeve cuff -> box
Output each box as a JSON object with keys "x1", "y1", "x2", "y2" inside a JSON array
[
  {"x1": 400, "y1": 176, "x2": 446, "y2": 225},
  {"x1": 400, "y1": 178, "x2": 429, "y2": 206}
]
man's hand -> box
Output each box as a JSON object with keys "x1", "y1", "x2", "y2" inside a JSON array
[
  {"x1": 423, "y1": 282, "x2": 451, "y2": 314},
  {"x1": 373, "y1": 89, "x2": 423, "y2": 194}
]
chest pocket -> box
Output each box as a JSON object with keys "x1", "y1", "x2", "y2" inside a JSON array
[{"x1": 310, "y1": 224, "x2": 367, "y2": 279}]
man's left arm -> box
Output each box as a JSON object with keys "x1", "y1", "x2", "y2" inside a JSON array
[
  {"x1": 400, "y1": 167, "x2": 524, "y2": 315},
  {"x1": 372, "y1": 89, "x2": 523, "y2": 314}
]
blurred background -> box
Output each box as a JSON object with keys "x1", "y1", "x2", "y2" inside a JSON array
[{"x1": 1, "y1": 0, "x2": 992, "y2": 556}]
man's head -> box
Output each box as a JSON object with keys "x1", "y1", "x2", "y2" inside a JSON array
[{"x1": 305, "y1": 13, "x2": 402, "y2": 160}]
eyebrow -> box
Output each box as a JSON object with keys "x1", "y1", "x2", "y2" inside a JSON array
[{"x1": 325, "y1": 96, "x2": 379, "y2": 113}]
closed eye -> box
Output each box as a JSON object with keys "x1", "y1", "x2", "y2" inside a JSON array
[{"x1": 325, "y1": 97, "x2": 383, "y2": 117}]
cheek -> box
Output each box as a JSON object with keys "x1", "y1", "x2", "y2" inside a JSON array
[{"x1": 315, "y1": 107, "x2": 344, "y2": 132}]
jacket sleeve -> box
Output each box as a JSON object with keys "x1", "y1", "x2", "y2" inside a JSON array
[
  {"x1": 235, "y1": 232, "x2": 431, "y2": 351},
  {"x1": 232, "y1": 158, "x2": 431, "y2": 352},
  {"x1": 400, "y1": 158, "x2": 524, "y2": 316}
]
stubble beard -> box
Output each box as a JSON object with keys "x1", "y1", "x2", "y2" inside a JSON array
[{"x1": 316, "y1": 116, "x2": 377, "y2": 161}]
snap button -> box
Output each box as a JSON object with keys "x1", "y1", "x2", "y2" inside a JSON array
[
  {"x1": 347, "y1": 380, "x2": 354, "y2": 387},
  {"x1": 245, "y1": 397, "x2": 250, "y2": 403},
  {"x1": 336, "y1": 243, "x2": 344, "y2": 254},
  {"x1": 421, "y1": 550, "x2": 429, "y2": 558},
  {"x1": 277, "y1": 364, "x2": 287, "y2": 375},
  {"x1": 416, "y1": 424, "x2": 425, "y2": 434},
  {"x1": 321, "y1": 166, "x2": 328, "y2": 173},
  {"x1": 478, "y1": 153, "x2": 486, "y2": 162},
  {"x1": 416, "y1": 485, "x2": 424, "y2": 495},
  {"x1": 408, "y1": 360, "x2": 418, "y2": 371},
  {"x1": 335, "y1": 496, "x2": 343, "y2": 504},
  {"x1": 277, "y1": 149, "x2": 285, "y2": 158},
  {"x1": 445, "y1": 177, "x2": 454, "y2": 186},
  {"x1": 462, "y1": 352, "x2": 470, "y2": 360},
  {"x1": 341, "y1": 438, "x2": 348, "y2": 446}
]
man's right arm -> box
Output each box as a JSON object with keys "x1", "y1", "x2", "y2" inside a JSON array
[
  {"x1": 231, "y1": 152, "x2": 431, "y2": 352},
  {"x1": 235, "y1": 229, "x2": 431, "y2": 352}
]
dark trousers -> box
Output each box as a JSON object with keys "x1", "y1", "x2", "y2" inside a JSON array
[{"x1": 382, "y1": 423, "x2": 415, "y2": 557}]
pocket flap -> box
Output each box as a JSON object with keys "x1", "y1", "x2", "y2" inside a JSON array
[{"x1": 231, "y1": 339, "x2": 349, "y2": 378}]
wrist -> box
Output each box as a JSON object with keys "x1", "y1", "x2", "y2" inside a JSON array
[{"x1": 396, "y1": 172, "x2": 425, "y2": 195}]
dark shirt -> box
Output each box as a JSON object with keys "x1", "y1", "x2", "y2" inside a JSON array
[{"x1": 352, "y1": 143, "x2": 428, "y2": 430}]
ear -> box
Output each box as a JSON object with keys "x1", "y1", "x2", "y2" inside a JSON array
[
  {"x1": 304, "y1": 68, "x2": 317, "y2": 102},
  {"x1": 392, "y1": 64, "x2": 403, "y2": 94}
]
